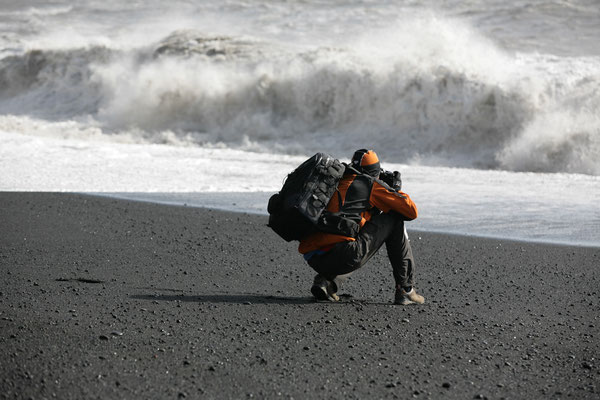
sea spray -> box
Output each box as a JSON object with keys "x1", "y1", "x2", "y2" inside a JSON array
[{"x1": 1, "y1": 12, "x2": 599, "y2": 175}]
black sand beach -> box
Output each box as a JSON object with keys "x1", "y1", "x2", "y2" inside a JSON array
[{"x1": 1, "y1": 193, "x2": 598, "y2": 399}]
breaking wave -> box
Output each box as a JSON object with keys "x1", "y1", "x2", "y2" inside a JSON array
[{"x1": 1, "y1": 23, "x2": 599, "y2": 175}]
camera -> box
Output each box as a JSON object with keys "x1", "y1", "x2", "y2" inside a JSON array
[{"x1": 379, "y1": 170, "x2": 402, "y2": 191}]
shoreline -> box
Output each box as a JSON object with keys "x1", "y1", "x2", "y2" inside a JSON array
[
  {"x1": 1, "y1": 192, "x2": 598, "y2": 399},
  {"x1": 86, "y1": 191, "x2": 600, "y2": 249}
]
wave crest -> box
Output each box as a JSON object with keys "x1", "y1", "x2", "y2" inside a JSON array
[
  {"x1": 0, "y1": 46, "x2": 112, "y2": 117},
  {"x1": 1, "y1": 28, "x2": 599, "y2": 175}
]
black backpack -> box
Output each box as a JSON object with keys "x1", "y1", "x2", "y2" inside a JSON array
[{"x1": 267, "y1": 153, "x2": 361, "y2": 242}]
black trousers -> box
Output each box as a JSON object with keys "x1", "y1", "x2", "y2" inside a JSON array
[{"x1": 307, "y1": 212, "x2": 416, "y2": 291}]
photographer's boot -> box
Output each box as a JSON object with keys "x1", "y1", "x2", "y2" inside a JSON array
[
  {"x1": 311, "y1": 274, "x2": 339, "y2": 302},
  {"x1": 394, "y1": 287, "x2": 425, "y2": 305}
]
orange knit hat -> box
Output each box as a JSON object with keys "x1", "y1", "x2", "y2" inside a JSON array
[{"x1": 351, "y1": 149, "x2": 381, "y2": 176}]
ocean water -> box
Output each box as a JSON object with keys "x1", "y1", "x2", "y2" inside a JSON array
[{"x1": 1, "y1": 0, "x2": 599, "y2": 247}]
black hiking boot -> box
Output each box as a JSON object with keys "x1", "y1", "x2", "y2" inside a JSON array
[{"x1": 310, "y1": 274, "x2": 339, "y2": 302}]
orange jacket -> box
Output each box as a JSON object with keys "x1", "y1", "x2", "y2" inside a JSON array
[{"x1": 298, "y1": 173, "x2": 417, "y2": 254}]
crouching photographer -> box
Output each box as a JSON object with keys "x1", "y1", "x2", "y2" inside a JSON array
[{"x1": 299, "y1": 149, "x2": 425, "y2": 305}]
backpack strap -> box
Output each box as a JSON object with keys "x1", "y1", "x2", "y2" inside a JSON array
[{"x1": 343, "y1": 163, "x2": 362, "y2": 176}]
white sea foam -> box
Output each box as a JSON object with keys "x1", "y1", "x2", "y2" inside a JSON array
[
  {"x1": 1, "y1": 24, "x2": 599, "y2": 174},
  {"x1": 1, "y1": 129, "x2": 598, "y2": 246}
]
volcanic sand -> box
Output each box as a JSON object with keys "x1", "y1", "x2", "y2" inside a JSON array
[{"x1": 0, "y1": 193, "x2": 598, "y2": 399}]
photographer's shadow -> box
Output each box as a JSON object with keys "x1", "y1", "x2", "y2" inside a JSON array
[{"x1": 131, "y1": 293, "x2": 315, "y2": 305}]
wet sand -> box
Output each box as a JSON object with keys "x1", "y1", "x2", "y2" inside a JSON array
[{"x1": 0, "y1": 193, "x2": 598, "y2": 399}]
